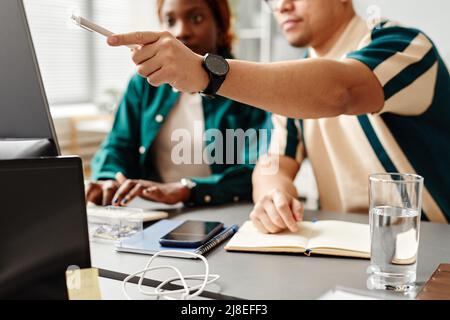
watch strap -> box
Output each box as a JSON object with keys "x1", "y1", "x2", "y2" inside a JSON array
[{"x1": 202, "y1": 73, "x2": 225, "y2": 96}]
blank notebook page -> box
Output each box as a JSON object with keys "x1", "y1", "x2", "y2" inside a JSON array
[
  {"x1": 226, "y1": 221, "x2": 315, "y2": 249},
  {"x1": 307, "y1": 221, "x2": 370, "y2": 253}
]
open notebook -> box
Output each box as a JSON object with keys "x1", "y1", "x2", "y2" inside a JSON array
[{"x1": 225, "y1": 220, "x2": 371, "y2": 259}]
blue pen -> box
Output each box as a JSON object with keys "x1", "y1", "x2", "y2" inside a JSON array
[{"x1": 195, "y1": 224, "x2": 239, "y2": 255}]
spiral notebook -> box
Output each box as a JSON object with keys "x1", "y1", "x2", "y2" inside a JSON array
[{"x1": 115, "y1": 220, "x2": 238, "y2": 259}]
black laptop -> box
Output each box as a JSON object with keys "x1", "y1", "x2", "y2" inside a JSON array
[{"x1": 0, "y1": 157, "x2": 91, "y2": 299}]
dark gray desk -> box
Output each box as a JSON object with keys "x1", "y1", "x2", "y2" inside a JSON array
[
  {"x1": 91, "y1": 202, "x2": 450, "y2": 300},
  {"x1": 99, "y1": 278, "x2": 210, "y2": 300}
]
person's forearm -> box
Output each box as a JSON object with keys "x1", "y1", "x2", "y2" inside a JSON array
[
  {"x1": 253, "y1": 171, "x2": 298, "y2": 203},
  {"x1": 219, "y1": 59, "x2": 355, "y2": 119},
  {"x1": 108, "y1": 31, "x2": 383, "y2": 118}
]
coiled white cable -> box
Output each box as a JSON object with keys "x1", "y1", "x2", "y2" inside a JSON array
[{"x1": 122, "y1": 250, "x2": 220, "y2": 300}]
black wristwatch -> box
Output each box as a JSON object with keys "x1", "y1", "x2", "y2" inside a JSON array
[{"x1": 200, "y1": 53, "x2": 229, "y2": 97}]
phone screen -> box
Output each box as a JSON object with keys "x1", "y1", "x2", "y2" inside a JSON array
[{"x1": 161, "y1": 221, "x2": 223, "y2": 243}]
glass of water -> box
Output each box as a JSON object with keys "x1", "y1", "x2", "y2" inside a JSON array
[{"x1": 368, "y1": 173, "x2": 424, "y2": 292}]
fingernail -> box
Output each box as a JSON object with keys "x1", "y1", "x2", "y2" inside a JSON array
[
  {"x1": 108, "y1": 36, "x2": 118, "y2": 45},
  {"x1": 113, "y1": 198, "x2": 118, "y2": 204},
  {"x1": 122, "y1": 198, "x2": 128, "y2": 204}
]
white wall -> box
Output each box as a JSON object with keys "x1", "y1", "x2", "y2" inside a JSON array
[
  {"x1": 354, "y1": 0, "x2": 450, "y2": 65},
  {"x1": 129, "y1": 0, "x2": 160, "y2": 31},
  {"x1": 271, "y1": 0, "x2": 450, "y2": 65}
]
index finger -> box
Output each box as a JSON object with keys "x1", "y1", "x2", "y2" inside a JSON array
[
  {"x1": 291, "y1": 198, "x2": 304, "y2": 222},
  {"x1": 112, "y1": 180, "x2": 136, "y2": 206},
  {"x1": 107, "y1": 31, "x2": 161, "y2": 47},
  {"x1": 273, "y1": 192, "x2": 299, "y2": 233},
  {"x1": 102, "y1": 182, "x2": 117, "y2": 207}
]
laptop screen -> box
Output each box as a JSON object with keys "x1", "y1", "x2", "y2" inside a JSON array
[
  {"x1": 0, "y1": 157, "x2": 91, "y2": 299},
  {"x1": 0, "y1": 0, "x2": 59, "y2": 153}
]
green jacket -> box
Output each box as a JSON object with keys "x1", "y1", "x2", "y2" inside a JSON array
[{"x1": 91, "y1": 74, "x2": 268, "y2": 206}]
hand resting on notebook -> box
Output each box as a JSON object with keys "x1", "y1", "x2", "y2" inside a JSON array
[{"x1": 250, "y1": 189, "x2": 304, "y2": 234}]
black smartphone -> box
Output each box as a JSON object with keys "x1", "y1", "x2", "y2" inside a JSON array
[{"x1": 159, "y1": 220, "x2": 224, "y2": 248}]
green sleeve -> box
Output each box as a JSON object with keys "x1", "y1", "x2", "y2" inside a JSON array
[
  {"x1": 91, "y1": 75, "x2": 144, "y2": 181},
  {"x1": 189, "y1": 165, "x2": 254, "y2": 206},
  {"x1": 188, "y1": 108, "x2": 268, "y2": 206}
]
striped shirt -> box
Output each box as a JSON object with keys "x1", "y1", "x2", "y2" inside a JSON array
[{"x1": 268, "y1": 16, "x2": 450, "y2": 223}]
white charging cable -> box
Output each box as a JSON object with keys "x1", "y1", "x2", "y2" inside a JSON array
[{"x1": 122, "y1": 250, "x2": 220, "y2": 300}]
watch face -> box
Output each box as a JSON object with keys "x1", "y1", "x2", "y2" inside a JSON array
[{"x1": 205, "y1": 54, "x2": 229, "y2": 77}]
